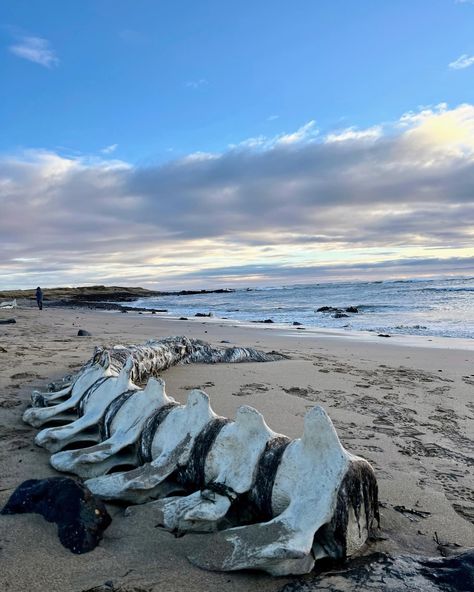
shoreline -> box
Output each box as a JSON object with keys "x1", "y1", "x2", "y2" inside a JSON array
[
  {"x1": 0, "y1": 304, "x2": 473, "y2": 591},
  {"x1": 3, "y1": 281, "x2": 474, "y2": 343},
  {"x1": 94, "y1": 306, "x2": 474, "y2": 352}
]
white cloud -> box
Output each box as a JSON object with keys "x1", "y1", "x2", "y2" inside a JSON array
[
  {"x1": 1, "y1": 105, "x2": 474, "y2": 288},
  {"x1": 185, "y1": 79, "x2": 208, "y2": 89},
  {"x1": 276, "y1": 120, "x2": 318, "y2": 145},
  {"x1": 267, "y1": 115, "x2": 280, "y2": 121},
  {"x1": 449, "y1": 53, "x2": 474, "y2": 69},
  {"x1": 9, "y1": 36, "x2": 59, "y2": 68},
  {"x1": 101, "y1": 144, "x2": 118, "y2": 155},
  {"x1": 325, "y1": 125, "x2": 382, "y2": 143},
  {"x1": 230, "y1": 120, "x2": 319, "y2": 151}
]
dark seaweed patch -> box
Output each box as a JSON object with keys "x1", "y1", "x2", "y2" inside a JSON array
[
  {"x1": 315, "y1": 459, "x2": 380, "y2": 558},
  {"x1": 177, "y1": 418, "x2": 230, "y2": 489},
  {"x1": 250, "y1": 435, "x2": 291, "y2": 521},
  {"x1": 98, "y1": 389, "x2": 137, "y2": 440},
  {"x1": 137, "y1": 402, "x2": 180, "y2": 465},
  {"x1": 77, "y1": 376, "x2": 112, "y2": 416}
]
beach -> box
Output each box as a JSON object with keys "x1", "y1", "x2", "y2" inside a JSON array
[{"x1": 0, "y1": 304, "x2": 473, "y2": 592}]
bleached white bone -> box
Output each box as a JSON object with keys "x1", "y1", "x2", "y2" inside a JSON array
[
  {"x1": 86, "y1": 389, "x2": 217, "y2": 503},
  {"x1": 187, "y1": 406, "x2": 378, "y2": 576},
  {"x1": 49, "y1": 378, "x2": 175, "y2": 478},
  {"x1": 0, "y1": 298, "x2": 16, "y2": 308},
  {"x1": 34, "y1": 358, "x2": 138, "y2": 453},
  {"x1": 28, "y1": 337, "x2": 284, "y2": 411},
  {"x1": 24, "y1": 350, "x2": 116, "y2": 427},
  {"x1": 152, "y1": 405, "x2": 277, "y2": 532}
]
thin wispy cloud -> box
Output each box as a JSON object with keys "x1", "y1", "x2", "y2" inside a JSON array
[
  {"x1": 9, "y1": 36, "x2": 59, "y2": 68},
  {"x1": 229, "y1": 120, "x2": 319, "y2": 151},
  {"x1": 185, "y1": 79, "x2": 208, "y2": 89},
  {"x1": 101, "y1": 144, "x2": 118, "y2": 155},
  {"x1": 449, "y1": 53, "x2": 474, "y2": 69},
  {"x1": 325, "y1": 125, "x2": 382, "y2": 143}
]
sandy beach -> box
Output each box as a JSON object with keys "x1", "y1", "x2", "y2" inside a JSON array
[{"x1": 0, "y1": 304, "x2": 473, "y2": 592}]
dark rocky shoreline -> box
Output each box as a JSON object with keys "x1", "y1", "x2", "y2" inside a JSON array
[{"x1": 0, "y1": 285, "x2": 235, "y2": 313}]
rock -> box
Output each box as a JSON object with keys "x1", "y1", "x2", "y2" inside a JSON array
[
  {"x1": 378, "y1": 334, "x2": 391, "y2": 338},
  {"x1": 195, "y1": 313, "x2": 213, "y2": 317},
  {"x1": 77, "y1": 329, "x2": 92, "y2": 336},
  {"x1": 1, "y1": 477, "x2": 111, "y2": 554},
  {"x1": 346, "y1": 306, "x2": 359, "y2": 313},
  {"x1": 293, "y1": 322, "x2": 303, "y2": 326},
  {"x1": 0, "y1": 318, "x2": 16, "y2": 324},
  {"x1": 316, "y1": 306, "x2": 334, "y2": 313},
  {"x1": 179, "y1": 317, "x2": 188, "y2": 320},
  {"x1": 278, "y1": 550, "x2": 474, "y2": 591},
  {"x1": 334, "y1": 313, "x2": 349, "y2": 318}
]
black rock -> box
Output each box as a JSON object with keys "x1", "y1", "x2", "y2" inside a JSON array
[
  {"x1": 195, "y1": 312, "x2": 213, "y2": 317},
  {"x1": 316, "y1": 306, "x2": 334, "y2": 313},
  {"x1": 346, "y1": 306, "x2": 359, "y2": 313},
  {"x1": 293, "y1": 322, "x2": 303, "y2": 326},
  {"x1": 378, "y1": 333, "x2": 391, "y2": 338},
  {"x1": 334, "y1": 313, "x2": 349, "y2": 318},
  {"x1": 77, "y1": 329, "x2": 92, "y2": 336},
  {"x1": 179, "y1": 317, "x2": 188, "y2": 321},
  {"x1": 278, "y1": 550, "x2": 474, "y2": 592},
  {"x1": 1, "y1": 477, "x2": 111, "y2": 554},
  {"x1": 0, "y1": 318, "x2": 16, "y2": 324}
]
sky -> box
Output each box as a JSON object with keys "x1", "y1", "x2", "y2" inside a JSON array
[{"x1": 1, "y1": 0, "x2": 474, "y2": 290}]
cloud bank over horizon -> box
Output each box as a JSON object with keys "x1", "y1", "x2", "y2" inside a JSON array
[{"x1": 1, "y1": 103, "x2": 474, "y2": 290}]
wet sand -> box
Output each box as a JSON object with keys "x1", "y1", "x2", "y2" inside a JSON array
[{"x1": 0, "y1": 304, "x2": 473, "y2": 591}]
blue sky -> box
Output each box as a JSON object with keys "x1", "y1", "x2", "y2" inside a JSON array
[{"x1": 1, "y1": 1, "x2": 474, "y2": 289}]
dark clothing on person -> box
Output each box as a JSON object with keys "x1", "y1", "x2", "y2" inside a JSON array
[{"x1": 36, "y1": 287, "x2": 43, "y2": 310}]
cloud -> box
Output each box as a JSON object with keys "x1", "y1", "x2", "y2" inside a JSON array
[
  {"x1": 101, "y1": 144, "x2": 118, "y2": 155},
  {"x1": 9, "y1": 36, "x2": 59, "y2": 68},
  {"x1": 325, "y1": 126, "x2": 382, "y2": 143},
  {"x1": 449, "y1": 54, "x2": 474, "y2": 69},
  {"x1": 185, "y1": 79, "x2": 208, "y2": 89},
  {"x1": 1, "y1": 104, "x2": 474, "y2": 288},
  {"x1": 229, "y1": 120, "x2": 319, "y2": 151}
]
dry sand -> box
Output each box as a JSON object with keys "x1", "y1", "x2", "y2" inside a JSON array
[{"x1": 0, "y1": 304, "x2": 473, "y2": 592}]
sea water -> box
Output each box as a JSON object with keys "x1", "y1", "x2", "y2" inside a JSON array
[{"x1": 127, "y1": 277, "x2": 474, "y2": 339}]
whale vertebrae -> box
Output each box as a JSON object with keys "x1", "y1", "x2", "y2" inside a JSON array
[{"x1": 23, "y1": 336, "x2": 379, "y2": 575}]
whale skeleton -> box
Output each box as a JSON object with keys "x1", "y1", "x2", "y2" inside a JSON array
[
  {"x1": 23, "y1": 337, "x2": 379, "y2": 575},
  {"x1": 49, "y1": 377, "x2": 174, "y2": 478},
  {"x1": 24, "y1": 336, "x2": 285, "y2": 428}
]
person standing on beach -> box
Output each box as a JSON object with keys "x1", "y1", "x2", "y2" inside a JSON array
[{"x1": 35, "y1": 286, "x2": 43, "y2": 310}]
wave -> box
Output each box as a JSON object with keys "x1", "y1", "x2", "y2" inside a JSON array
[{"x1": 419, "y1": 287, "x2": 474, "y2": 293}]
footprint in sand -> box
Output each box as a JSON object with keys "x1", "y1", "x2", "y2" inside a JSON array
[
  {"x1": 180, "y1": 381, "x2": 215, "y2": 390},
  {"x1": 233, "y1": 383, "x2": 269, "y2": 397},
  {"x1": 10, "y1": 372, "x2": 42, "y2": 380},
  {"x1": 0, "y1": 399, "x2": 22, "y2": 408}
]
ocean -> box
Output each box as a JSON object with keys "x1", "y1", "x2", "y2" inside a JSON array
[{"x1": 127, "y1": 277, "x2": 474, "y2": 339}]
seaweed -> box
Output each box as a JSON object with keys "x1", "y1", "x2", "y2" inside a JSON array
[
  {"x1": 250, "y1": 435, "x2": 291, "y2": 521},
  {"x1": 316, "y1": 459, "x2": 380, "y2": 558},
  {"x1": 98, "y1": 389, "x2": 137, "y2": 440},
  {"x1": 177, "y1": 418, "x2": 230, "y2": 489},
  {"x1": 77, "y1": 376, "x2": 113, "y2": 416},
  {"x1": 136, "y1": 402, "x2": 180, "y2": 464}
]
